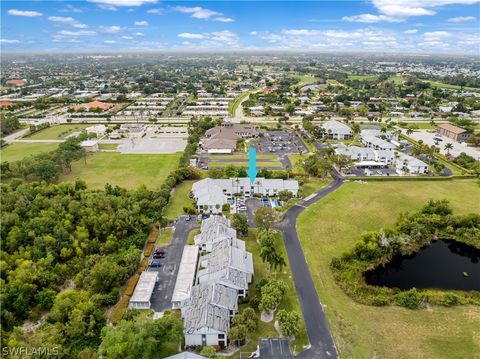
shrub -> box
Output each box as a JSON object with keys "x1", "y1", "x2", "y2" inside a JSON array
[
  {"x1": 439, "y1": 292, "x2": 459, "y2": 306},
  {"x1": 395, "y1": 289, "x2": 421, "y2": 309},
  {"x1": 110, "y1": 295, "x2": 129, "y2": 324},
  {"x1": 124, "y1": 274, "x2": 140, "y2": 297}
]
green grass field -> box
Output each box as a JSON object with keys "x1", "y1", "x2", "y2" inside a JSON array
[
  {"x1": 162, "y1": 180, "x2": 196, "y2": 219},
  {"x1": 27, "y1": 124, "x2": 91, "y2": 140},
  {"x1": 228, "y1": 92, "x2": 250, "y2": 116},
  {"x1": 387, "y1": 75, "x2": 405, "y2": 85},
  {"x1": 238, "y1": 229, "x2": 309, "y2": 356},
  {"x1": 155, "y1": 228, "x2": 174, "y2": 247},
  {"x1": 423, "y1": 80, "x2": 480, "y2": 93},
  {"x1": 297, "y1": 180, "x2": 480, "y2": 359},
  {"x1": 99, "y1": 143, "x2": 118, "y2": 150},
  {"x1": 1, "y1": 142, "x2": 59, "y2": 162},
  {"x1": 60, "y1": 152, "x2": 181, "y2": 190},
  {"x1": 347, "y1": 74, "x2": 378, "y2": 81},
  {"x1": 327, "y1": 79, "x2": 344, "y2": 87},
  {"x1": 295, "y1": 74, "x2": 317, "y2": 87}
]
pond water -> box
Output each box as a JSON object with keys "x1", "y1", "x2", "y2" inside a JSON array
[{"x1": 364, "y1": 239, "x2": 480, "y2": 291}]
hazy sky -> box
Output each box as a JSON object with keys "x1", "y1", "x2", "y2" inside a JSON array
[{"x1": 1, "y1": 0, "x2": 479, "y2": 53}]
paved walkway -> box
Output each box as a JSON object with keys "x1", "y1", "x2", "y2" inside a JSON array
[
  {"x1": 274, "y1": 170, "x2": 344, "y2": 359},
  {"x1": 2, "y1": 128, "x2": 30, "y2": 144}
]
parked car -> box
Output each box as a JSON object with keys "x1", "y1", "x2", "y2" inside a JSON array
[
  {"x1": 185, "y1": 215, "x2": 191, "y2": 221},
  {"x1": 153, "y1": 247, "x2": 166, "y2": 258},
  {"x1": 149, "y1": 258, "x2": 162, "y2": 267}
]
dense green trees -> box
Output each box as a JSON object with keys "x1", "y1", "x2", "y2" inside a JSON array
[
  {"x1": 276, "y1": 310, "x2": 301, "y2": 339},
  {"x1": 0, "y1": 112, "x2": 21, "y2": 136},
  {"x1": 228, "y1": 307, "x2": 258, "y2": 346},
  {"x1": 259, "y1": 279, "x2": 288, "y2": 313},
  {"x1": 0, "y1": 180, "x2": 165, "y2": 356},
  {"x1": 231, "y1": 213, "x2": 249, "y2": 236},
  {"x1": 100, "y1": 314, "x2": 183, "y2": 359},
  {"x1": 258, "y1": 230, "x2": 286, "y2": 271},
  {"x1": 254, "y1": 207, "x2": 277, "y2": 231}
]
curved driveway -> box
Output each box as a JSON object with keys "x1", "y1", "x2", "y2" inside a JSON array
[{"x1": 277, "y1": 170, "x2": 344, "y2": 359}]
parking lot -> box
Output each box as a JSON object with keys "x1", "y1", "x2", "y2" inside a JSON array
[
  {"x1": 347, "y1": 166, "x2": 397, "y2": 177},
  {"x1": 403, "y1": 129, "x2": 480, "y2": 159},
  {"x1": 257, "y1": 131, "x2": 308, "y2": 155},
  {"x1": 148, "y1": 216, "x2": 199, "y2": 312},
  {"x1": 118, "y1": 137, "x2": 187, "y2": 154}
]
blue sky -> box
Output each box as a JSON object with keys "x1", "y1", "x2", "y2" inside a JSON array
[{"x1": 1, "y1": 0, "x2": 479, "y2": 53}]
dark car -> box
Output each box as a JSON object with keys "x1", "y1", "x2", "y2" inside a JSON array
[
  {"x1": 153, "y1": 247, "x2": 166, "y2": 258},
  {"x1": 149, "y1": 258, "x2": 162, "y2": 267}
]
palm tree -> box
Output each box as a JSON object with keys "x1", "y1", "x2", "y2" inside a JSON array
[
  {"x1": 444, "y1": 143, "x2": 453, "y2": 156},
  {"x1": 406, "y1": 128, "x2": 413, "y2": 136}
]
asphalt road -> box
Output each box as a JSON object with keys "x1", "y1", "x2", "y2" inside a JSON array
[
  {"x1": 149, "y1": 216, "x2": 199, "y2": 312},
  {"x1": 275, "y1": 170, "x2": 344, "y2": 359}
]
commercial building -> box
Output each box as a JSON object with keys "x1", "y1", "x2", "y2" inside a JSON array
[
  {"x1": 80, "y1": 140, "x2": 99, "y2": 153},
  {"x1": 200, "y1": 123, "x2": 259, "y2": 154},
  {"x1": 437, "y1": 123, "x2": 473, "y2": 142},
  {"x1": 321, "y1": 120, "x2": 352, "y2": 140}
]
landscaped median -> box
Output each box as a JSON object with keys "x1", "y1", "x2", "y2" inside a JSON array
[{"x1": 237, "y1": 229, "x2": 309, "y2": 356}]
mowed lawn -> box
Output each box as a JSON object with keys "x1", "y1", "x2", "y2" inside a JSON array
[
  {"x1": 238, "y1": 230, "x2": 309, "y2": 356},
  {"x1": 60, "y1": 152, "x2": 181, "y2": 190},
  {"x1": 297, "y1": 180, "x2": 480, "y2": 359},
  {"x1": 1, "y1": 142, "x2": 59, "y2": 162},
  {"x1": 27, "y1": 124, "x2": 91, "y2": 140},
  {"x1": 162, "y1": 180, "x2": 196, "y2": 220}
]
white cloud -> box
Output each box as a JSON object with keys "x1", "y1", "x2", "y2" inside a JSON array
[
  {"x1": 344, "y1": 0, "x2": 480, "y2": 23},
  {"x1": 88, "y1": 0, "x2": 157, "y2": 7},
  {"x1": 404, "y1": 29, "x2": 419, "y2": 34},
  {"x1": 448, "y1": 16, "x2": 476, "y2": 22},
  {"x1": 177, "y1": 30, "x2": 240, "y2": 48},
  {"x1": 101, "y1": 25, "x2": 123, "y2": 33},
  {"x1": 7, "y1": 9, "x2": 42, "y2": 17},
  {"x1": 173, "y1": 6, "x2": 220, "y2": 19},
  {"x1": 147, "y1": 8, "x2": 163, "y2": 14},
  {"x1": 0, "y1": 39, "x2": 21, "y2": 44},
  {"x1": 134, "y1": 20, "x2": 149, "y2": 26},
  {"x1": 48, "y1": 16, "x2": 89, "y2": 29},
  {"x1": 214, "y1": 17, "x2": 234, "y2": 23},
  {"x1": 178, "y1": 33, "x2": 205, "y2": 39},
  {"x1": 57, "y1": 30, "x2": 96, "y2": 36},
  {"x1": 104, "y1": 40, "x2": 117, "y2": 44},
  {"x1": 250, "y1": 31, "x2": 258, "y2": 36},
  {"x1": 122, "y1": 36, "x2": 134, "y2": 39},
  {"x1": 59, "y1": 5, "x2": 83, "y2": 13},
  {"x1": 133, "y1": 32, "x2": 144, "y2": 36},
  {"x1": 343, "y1": 14, "x2": 403, "y2": 23}
]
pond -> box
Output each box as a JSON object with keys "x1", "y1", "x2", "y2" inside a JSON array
[{"x1": 364, "y1": 239, "x2": 480, "y2": 291}]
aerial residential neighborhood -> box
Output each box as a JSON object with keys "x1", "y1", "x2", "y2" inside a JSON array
[{"x1": 1, "y1": 1, "x2": 479, "y2": 359}]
